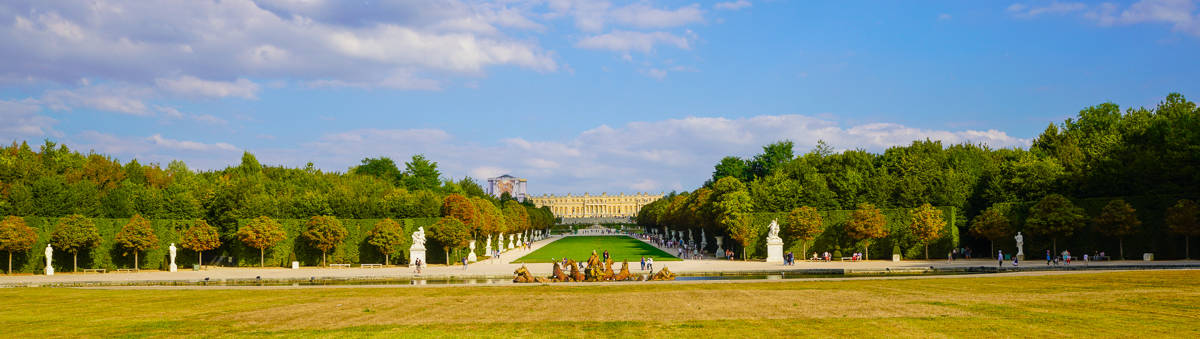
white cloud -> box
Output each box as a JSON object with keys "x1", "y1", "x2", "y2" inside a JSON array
[
  {"x1": 715, "y1": 1, "x2": 752, "y2": 11},
  {"x1": 274, "y1": 114, "x2": 1030, "y2": 194},
  {"x1": 1010, "y1": 0, "x2": 1200, "y2": 36},
  {"x1": 40, "y1": 85, "x2": 154, "y2": 116},
  {"x1": 0, "y1": 98, "x2": 58, "y2": 140},
  {"x1": 148, "y1": 134, "x2": 238, "y2": 152},
  {"x1": 156, "y1": 76, "x2": 261, "y2": 99},
  {"x1": 610, "y1": 4, "x2": 704, "y2": 28},
  {"x1": 576, "y1": 30, "x2": 692, "y2": 53}
]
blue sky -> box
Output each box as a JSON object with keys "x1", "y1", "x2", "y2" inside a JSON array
[{"x1": 2, "y1": 0, "x2": 1199, "y2": 194}]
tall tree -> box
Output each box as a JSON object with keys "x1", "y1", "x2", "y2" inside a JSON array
[
  {"x1": 1024, "y1": 194, "x2": 1085, "y2": 254},
  {"x1": 909, "y1": 203, "x2": 946, "y2": 260},
  {"x1": 845, "y1": 203, "x2": 888, "y2": 260},
  {"x1": 403, "y1": 155, "x2": 441, "y2": 191},
  {"x1": 113, "y1": 214, "x2": 159, "y2": 270},
  {"x1": 1093, "y1": 199, "x2": 1141, "y2": 260},
  {"x1": 1166, "y1": 199, "x2": 1200, "y2": 259},
  {"x1": 50, "y1": 214, "x2": 101, "y2": 272},
  {"x1": 367, "y1": 218, "x2": 407, "y2": 265},
  {"x1": 352, "y1": 157, "x2": 403, "y2": 184},
  {"x1": 969, "y1": 206, "x2": 1012, "y2": 258},
  {"x1": 783, "y1": 206, "x2": 822, "y2": 258},
  {"x1": 717, "y1": 191, "x2": 754, "y2": 260},
  {"x1": 237, "y1": 216, "x2": 286, "y2": 267},
  {"x1": 710, "y1": 156, "x2": 750, "y2": 185},
  {"x1": 429, "y1": 217, "x2": 470, "y2": 265},
  {"x1": 441, "y1": 194, "x2": 479, "y2": 231},
  {"x1": 0, "y1": 216, "x2": 38, "y2": 274},
  {"x1": 302, "y1": 215, "x2": 348, "y2": 267},
  {"x1": 180, "y1": 219, "x2": 221, "y2": 267},
  {"x1": 748, "y1": 140, "x2": 794, "y2": 179}
]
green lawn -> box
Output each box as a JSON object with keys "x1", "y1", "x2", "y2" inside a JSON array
[
  {"x1": 0, "y1": 270, "x2": 1197, "y2": 337},
  {"x1": 513, "y1": 235, "x2": 680, "y2": 263}
]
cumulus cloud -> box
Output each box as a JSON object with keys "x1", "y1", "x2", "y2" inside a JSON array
[
  {"x1": 267, "y1": 115, "x2": 1030, "y2": 194},
  {"x1": 40, "y1": 84, "x2": 155, "y2": 116},
  {"x1": 576, "y1": 30, "x2": 692, "y2": 53},
  {"x1": 610, "y1": 3, "x2": 704, "y2": 28},
  {"x1": 148, "y1": 134, "x2": 238, "y2": 152},
  {"x1": 72, "y1": 131, "x2": 242, "y2": 168},
  {"x1": 715, "y1": 1, "x2": 753, "y2": 11}
]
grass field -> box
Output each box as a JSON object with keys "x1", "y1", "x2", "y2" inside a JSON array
[
  {"x1": 513, "y1": 235, "x2": 680, "y2": 263},
  {"x1": 2, "y1": 270, "x2": 1196, "y2": 338}
]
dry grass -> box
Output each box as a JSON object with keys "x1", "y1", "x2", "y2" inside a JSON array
[{"x1": 1, "y1": 270, "x2": 1197, "y2": 338}]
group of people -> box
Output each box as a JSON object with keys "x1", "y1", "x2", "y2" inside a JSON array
[
  {"x1": 782, "y1": 251, "x2": 796, "y2": 265},
  {"x1": 639, "y1": 256, "x2": 655, "y2": 271},
  {"x1": 809, "y1": 251, "x2": 833, "y2": 261}
]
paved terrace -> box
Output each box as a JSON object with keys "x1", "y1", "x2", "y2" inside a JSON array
[{"x1": 2, "y1": 234, "x2": 1197, "y2": 286}]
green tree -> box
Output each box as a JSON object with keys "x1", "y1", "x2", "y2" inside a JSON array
[
  {"x1": 748, "y1": 140, "x2": 794, "y2": 179},
  {"x1": 113, "y1": 214, "x2": 159, "y2": 270},
  {"x1": 783, "y1": 206, "x2": 822, "y2": 258},
  {"x1": 1093, "y1": 199, "x2": 1141, "y2": 260},
  {"x1": 1025, "y1": 194, "x2": 1085, "y2": 254},
  {"x1": 717, "y1": 191, "x2": 754, "y2": 260},
  {"x1": 180, "y1": 219, "x2": 221, "y2": 267},
  {"x1": 367, "y1": 218, "x2": 407, "y2": 265},
  {"x1": 710, "y1": 156, "x2": 749, "y2": 184},
  {"x1": 845, "y1": 203, "x2": 888, "y2": 260},
  {"x1": 969, "y1": 206, "x2": 1012, "y2": 258},
  {"x1": 0, "y1": 216, "x2": 38, "y2": 274},
  {"x1": 1166, "y1": 199, "x2": 1200, "y2": 259},
  {"x1": 403, "y1": 155, "x2": 441, "y2": 191},
  {"x1": 302, "y1": 215, "x2": 348, "y2": 267},
  {"x1": 909, "y1": 203, "x2": 946, "y2": 260},
  {"x1": 237, "y1": 216, "x2": 286, "y2": 267},
  {"x1": 50, "y1": 214, "x2": 101, "y2": 272},
  {"x1": 429, "y1": 217, "x2": 470, "y2": 265},
  {"x1": 353, "y1": 157, "x2": 403, "y2": 184}
]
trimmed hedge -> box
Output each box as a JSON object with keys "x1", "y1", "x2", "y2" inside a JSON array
[{"x1": 3, "y1": 216, "x2": 444, "y2": 273}]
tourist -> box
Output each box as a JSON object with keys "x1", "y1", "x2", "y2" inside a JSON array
[
  {"x1": 1083, "y1": 253, "x2": 1089, "y2": 266},
  {"x1": 1012, "y1": 255, "x2": 1019, "y2": 267},
  {"x1": 1046, "y1": 250, "x2": 1052, "y2": 265},
  {"x1": 1064, "y1": 250, "x2": 1072, "y2": 265},
  {"x1": 647, "y1": 257, "x2": 654, "y2": 271},
  {"x1": 965, "y1": 247, "x2": 972, "y2": 260},
  {"x1": 948, "y1": 250, "x2": 953, "y2": 263},
  {"x1": 603, "y1": 250, "x2": 610, "y2": 261},
  {"x1": 640, "y1": 257, "x2": 646, "y2": 271},
  {"x1": 414, "y1": 258, "x2": 423, "y2": 274},
  {"x1": 998, "y1": 250, "x2": 1003, "y2": 267},
  {"x1": 462, "y1": 256, "x2": 468, "y2": 270}
]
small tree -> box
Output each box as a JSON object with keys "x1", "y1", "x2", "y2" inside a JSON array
[
  {"x1": 237, "y1": 216, "x2": 286, "y2": 267},
  {"x1": 0, "y1": 216, "x2": 38, "y2": 274},
  {"x1": 114, "y1": 214, "x2": 159, "y2": 270},
  {"x1": 1025, "y1": 194, "x2": 1085, "y2": 254},
  {"x1": 845, "y1": 203, "x2": 888, "y2": 260},
  {"x1": 50, "y1": 214, "x2": 101, "y2": 272},
  {"x1": 1166, "y1": 199, "x2": 1200, "y2": 259},
  {"x1": 1093, "y1": 199, "x2": 1141, "y2": 260},
  {"x1": 969, "y1": 206, "x2": 1012, "y2": 258},
  {"x1": 302, "y1": 216, "x2": 347, "y2": 267},
  {"x1": 716, "y1": 191, "x2": 754, "y2": 260},
  {"x1": 784, "y1": 206, "x2": 822, "y2": 258},
  {"x1": 180, "y1": 219, "x2": 221, "y2": 267},
  {"x1": 429, "y1": 217, "x2": 471, "y2": 265},
  {"x1": 367, "y1": 218, "x2": 408, "y2": 265},
  {"x1": 909, "y1": 203, "x2": 946, "y2": 260}
]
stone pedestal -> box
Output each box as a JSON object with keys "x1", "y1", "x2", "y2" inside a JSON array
[
  {"x1": 409, "y1": 244, "x2": 427, "y2": 267},
  {"x1": 892, "y1": 254, "x2": 901, "y2": 262},
  {"x1": 45, "y1": 266, "x2": 53, "y2": 276},
  {"x1": 291, "y1": 261, "x2": 300, "y2": 269},
  {"x1": 715, "y1": 236, "x2": 724, "y2": 259},
  {"x1": 467, "y1": 240, "x2": 478, "y2": 262},
  {"x1": 169, "y1": 263, "x2": 178, "y2": 272},
  {"x1": 1143, "y1": 253, "x2": 1154, "y2": 261},
  {"x1": 507, "y1": 236, "x2": 514, "y2": 250},
  {"x1": 765, "y1": 238, "x2": 784, "y2": 264}
]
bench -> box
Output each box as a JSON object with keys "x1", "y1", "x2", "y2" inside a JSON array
[
  {"x1": 841, "y1": 257, "x2": 854, "y2": 261},
  {"x1": 82, "y1": 268, "x2": 107, "y2": 274},
  {"x1": 329, "y1": 264, "x2": 351, "y2": 268},
  {"x1": 360, "y1": 264, "x2": 383, "y2": 268},
  {"x1": 115, "y1": 268, "x2": 137, "y2": 273}
]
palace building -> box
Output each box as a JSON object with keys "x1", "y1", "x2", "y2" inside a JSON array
[
  {"x1": 530, "y1": 192, "x2": 664, "y2": 223},
  {"x1": 486, "y1": 174, "x2": 528, "y2": 202}
]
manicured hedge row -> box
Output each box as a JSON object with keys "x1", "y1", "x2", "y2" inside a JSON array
[{"x1": 6, "y1": 216, "x2": 443, "y2": 273}]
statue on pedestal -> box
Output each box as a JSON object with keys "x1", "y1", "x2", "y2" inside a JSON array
[
  {"x1": 44, "y1": 244, "x2": 54, "y2": 276},
  {"x1": 765, "y1": 219, "x2": 784, "y2": 264},
  {"x1": 468, "y1": 240, "x2": 477, "y2": 262},
  {"x1": 1015, "y1": 232, "x2": 1025, "y2": 259},
  {"x1": 409, "y1": 226, "x2": 427, "y2": 267},
  {"x1": 715, "y1": 236, "x2": 724, "y2": 258},
  {"x1": 485, "y1": 234, "x2": 493, "y2": 255}
]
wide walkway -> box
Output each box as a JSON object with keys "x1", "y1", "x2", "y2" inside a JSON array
[{"x1": 2, "y1": 233, "x2": 1198, "y2": 286}]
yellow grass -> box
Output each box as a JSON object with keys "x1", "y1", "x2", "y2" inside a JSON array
[{"x1": 1, "y1": 270, "x2": 1197, "y2": 338}]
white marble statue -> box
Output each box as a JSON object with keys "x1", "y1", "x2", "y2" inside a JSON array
[
  {"x1": 499, "y1": 233, "x2": 506, "y2": 251},
  {"x1": 485, "y1": 234, "x2": 493, "y2": 255},
  {"x1": 44, "y1": 244, "x2": 54, "y2": 275},
  {"x1": 1015, "y1": 232, "x2": 1024, "y2": 258},
  {"x1": 765, "y1": 219, "x2": 784, "y2": 264},
  {"x1": 688, "y1": 229, "x2": 693, "y2": 243},
  {"x1": 507, "y1": 234, "x2": 514, "y2": 250},
  {"x1": 412, "y1": 226, "x2": 427, "y2": 250},
  {"x1": 169, "y1": 243, "x2": 178, "y2": 272},
  {"x1": 715, "y1": 236, "x2": 724, "y2": 258},
  {"x1": 468, "y1": 240, "x2": 478, "y2": 262},
  {"x1": 701, "y1": 229, "x2": 707, "y2": 247}
]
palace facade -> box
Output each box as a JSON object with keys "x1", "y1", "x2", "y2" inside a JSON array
[
  {"x1": 486, "y1": 174, "x2": 528, "y2": 202},
  {"x1": 530, "y1": 192, "x2": 663, "y2": 220}
]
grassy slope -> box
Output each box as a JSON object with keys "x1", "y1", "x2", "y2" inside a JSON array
[
  {"x1": 513, "y1": 236, "x2": 681, "y2": 263},
  {"x1": 1, "y1": 270, "x2": 1198, "y2": 337}
]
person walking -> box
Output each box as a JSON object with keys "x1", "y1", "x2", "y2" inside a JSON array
[
  {"x1": 997, "y1": 250, "x2": 1004, "y2": 267},
  {"x1": 947, "y1": 250, "x2": 954, "y2": 264},
  {"x1": 462, "y1": 256, "x2": 468, "y2": 270},
  {"x1": 640, "y1": 256, "x2": 646, "y2": 271},
  {"x1": 414, "y1": 258, "x2": 423, "y2": 274},
  {"x1": 1046, "y1": 250, "x2": 1052, "y2": 265},
  {"x1": 647, "y1": 257, "x2": 654, "y2": 271}
]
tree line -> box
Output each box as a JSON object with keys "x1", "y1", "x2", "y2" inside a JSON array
[
  {"x1": 638, "y1": 93, "x2": 1200, "y2": 259},
  {"x1": 0, "y1": 148, "x2": 554, "y2": 272}
]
